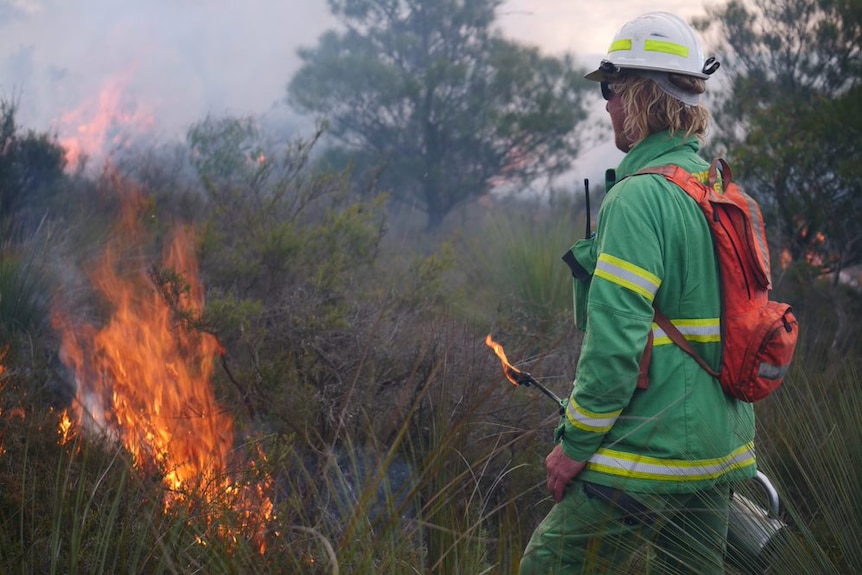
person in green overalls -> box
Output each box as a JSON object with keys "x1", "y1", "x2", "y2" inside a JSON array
[{"x1": 520, "y1": 11, "x2": 756, "y2": 575}]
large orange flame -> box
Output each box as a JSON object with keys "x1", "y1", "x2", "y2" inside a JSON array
[{"x1": 52, "y1": 187, "x2": 272, "y2": 551}]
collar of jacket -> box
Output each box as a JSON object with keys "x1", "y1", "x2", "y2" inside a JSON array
[{"x1": 614, "y1": 131, "x2": 700, "y2": 181}]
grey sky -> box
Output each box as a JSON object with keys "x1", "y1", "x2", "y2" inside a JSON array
[
  {"x1": 500, "y1": 1, "x2": 710, "y2": 57},
  {"x1": 0, "y1": 0, "x2": 711, "y2": 169}
]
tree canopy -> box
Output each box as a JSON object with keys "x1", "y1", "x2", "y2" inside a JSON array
[
  {"x1": 0, "y1": 100, "x2": 67, "y2": 235},
  {"x1": 700, "y1": 0, "x2": 862, "y2": 281},
  {"x1": 287, "y1": 0, "x2": 590, "y2": 229}
]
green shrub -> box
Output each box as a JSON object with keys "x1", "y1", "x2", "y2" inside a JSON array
[
  {"x1": 0, "y1": 232, "x2": 56, "y2": 337},
  {"x1": 453, "y1": 192, "x2": 586, "y2": 337}
]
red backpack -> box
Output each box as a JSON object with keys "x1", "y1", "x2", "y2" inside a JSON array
[{"x1": 637, "y1": 159, "x2": 798, "y2": 402}]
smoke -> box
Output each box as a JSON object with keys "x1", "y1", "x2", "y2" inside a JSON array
[
  {"x1": 0, "y1": 0, "x2": 707, "y2": 174},
  {"x1": 0, "y1": 0, "x2": 334, "y2": 160}
]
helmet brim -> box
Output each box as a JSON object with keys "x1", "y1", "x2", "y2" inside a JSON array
[
  {"x1": 584, "y1": 68, "x2": 611, "y2": 82},
  {"x1": 584, "y1": 60, "x2": 623, "y2": 82},
  {"x1": 584, "y1": 60, "x2": 709, "y2": 82}
]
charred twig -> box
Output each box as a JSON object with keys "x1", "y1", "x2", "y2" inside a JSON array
[{"x1": 218, "y1": 351, "x2": 255, "y2": 419}]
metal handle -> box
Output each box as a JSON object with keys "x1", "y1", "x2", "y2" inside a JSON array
[{"x1": 753, "y1": 471, "x2": 780, "y2": 517}]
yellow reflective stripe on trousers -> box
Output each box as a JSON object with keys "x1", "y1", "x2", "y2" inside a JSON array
[
  {"x1": 586, "y1": 442, "x2": 756, "y2": 481},
  {"x1": 566, "y1": 397, "x2": 622, "y2": 433},
  {"x1": 652, "y1": 318, "x2": 721, "y2": 346},
  {"x1": 594, "y1": 253, "x2": 661, "y2": 302}
]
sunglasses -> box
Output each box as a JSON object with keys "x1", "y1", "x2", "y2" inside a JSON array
[{"x1": 598, "y1": 60, "x2": 622, "y2": 101}]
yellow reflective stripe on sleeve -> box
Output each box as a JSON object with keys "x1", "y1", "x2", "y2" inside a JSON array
[
  {"x1": 586, "y1": 442, "x2": 756, "y2": 481},
  {"x1": 566, "y1": 397, "x2": 622, "y2": 433},
  {"x1": 644, "y1": 39, "x2": 689, "y2": 58},
  {"x1": 594, "y1": 253, "x2": 661, "y2": 302},
  {"x1": 652, "y1": 318, "x2": 721, "y2": 346},
  {"x1": 609, "y1": 39, "x2": 633, "y2": 53}
]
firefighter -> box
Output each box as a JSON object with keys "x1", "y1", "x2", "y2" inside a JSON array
[{"x1": 519, "y1": 12, "x2": 756, "y2": 575}]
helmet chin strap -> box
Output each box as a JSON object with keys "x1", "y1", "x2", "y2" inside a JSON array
[{"x1": 637, "y1": 70, "x2": 702, "y2": 106}]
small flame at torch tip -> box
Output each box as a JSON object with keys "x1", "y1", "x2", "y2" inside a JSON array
[{"x1": 484, "y1": 334, "x2": 522, "y2": 386}]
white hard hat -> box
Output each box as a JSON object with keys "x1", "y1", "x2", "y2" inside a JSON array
[{"x1": 585, "y1": 12, "x2": 719, "y2": 82}]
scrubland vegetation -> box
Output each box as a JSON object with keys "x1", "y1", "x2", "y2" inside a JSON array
[
  {"x1": 1, "y1": 0, "x2": 860, "y2": 570},
  {"x1": 0, "y1": 103, "x2": 859, "y2": 574}
]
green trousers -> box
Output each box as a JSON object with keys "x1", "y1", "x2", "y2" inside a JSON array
[{"x1": 519, "y1": 480, "x2": 730, "y2": 575}]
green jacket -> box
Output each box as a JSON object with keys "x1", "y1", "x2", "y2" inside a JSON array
[{"x1": 560, "y1": 131, "x2": 756, "y2": 493}]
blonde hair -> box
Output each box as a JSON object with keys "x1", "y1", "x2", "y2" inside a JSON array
[{"x1": 616, "y1": 74, "x2": 710, "y2": 147}]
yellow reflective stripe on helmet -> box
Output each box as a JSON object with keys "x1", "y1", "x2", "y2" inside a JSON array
[
  {"x1": 587, "y1": 442, "x2": 756, "y2": 481},
  {"x1": 644, "y1": 39, "x2": 689, "y2": 58},
  {"x1": 609, "y1": 38, "x2": 691, "y2": 57},
  {"x1": 609, "y1": 39, "x2": 633, "y2": 53},
  {"x1": 652, "y1": 318, "x2": 721, "y2": 346},
  {"x1": 594, "y1": 253, "x2": 661, "y2": 302},
  {"x1": 566, "y1": 397, "x2": 622, "y2": 433}
]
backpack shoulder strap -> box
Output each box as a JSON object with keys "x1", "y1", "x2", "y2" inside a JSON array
[
  {"x1": 632, "y1": 162, "x2": 726, "y2": 381},
  {"x1": 635, "y1": 162, "x2": 724, "y2": 201},
  {"x1": 653, "y1": 309, "x2": 720, "y2": 378}
]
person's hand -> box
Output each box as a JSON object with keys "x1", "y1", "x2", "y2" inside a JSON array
[{"x1": 545, "y1": 443, "x2": 587, "y2": 503}]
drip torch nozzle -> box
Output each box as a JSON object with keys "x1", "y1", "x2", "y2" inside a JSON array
[
  {"x1": 513, "y1": 369, "x2": 565, "y2": 415},
  {"x1": 486, "y1": 334, "x2": 566, "y2": 415}
]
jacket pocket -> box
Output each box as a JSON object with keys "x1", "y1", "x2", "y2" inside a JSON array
[{"x1": 562, "y1": 236, "x2": 597, "y2": 332}]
